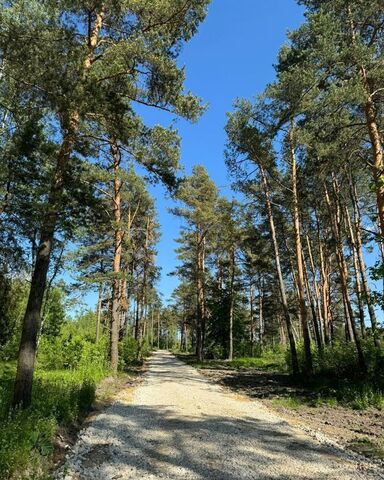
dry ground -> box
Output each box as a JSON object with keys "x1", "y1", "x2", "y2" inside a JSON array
[{"x1": 55, "y1": 351, "x2": 384, "y2": 479}]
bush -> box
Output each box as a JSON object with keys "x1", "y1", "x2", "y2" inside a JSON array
[
  {"x1": 37, "y1": 325, "x2": 108, "y2": 373},
  {"x1": 0, "y1": 363, "x2": 107, "y2": 480},
  {"x1": 119, "y1": 336, "x2": 151, "y2": 368}
]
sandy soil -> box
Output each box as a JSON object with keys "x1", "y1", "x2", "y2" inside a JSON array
[{"x1": 55, "y1": 351, "x2": 384, "y2": 479}]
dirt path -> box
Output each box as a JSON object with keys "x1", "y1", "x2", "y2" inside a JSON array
[{"x1": 56, "y1": 351, "x2": 383, "y2": 479}]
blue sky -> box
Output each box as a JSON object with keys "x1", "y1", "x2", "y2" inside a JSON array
[{"x1": 145, "y1": 0, "x2": 305, "y2": 304}]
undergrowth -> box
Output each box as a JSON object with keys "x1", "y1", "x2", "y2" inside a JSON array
[{"x1": 0, "y1": 365, "x2": 107, "y2": 480}]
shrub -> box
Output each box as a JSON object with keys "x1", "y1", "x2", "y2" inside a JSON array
[
  {"x1": 0, "y1": 363, "x2": 107, "y2": 480},
  {"x1": 37, "y1": 325, "x2": 108, "y2": 373},
  {"x1": 119, "y1": 336, "x2": 151, "y2": 368}
]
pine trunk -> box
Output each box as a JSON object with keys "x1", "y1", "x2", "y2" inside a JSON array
[
  {"x1": 290, "y1": 129, "x2": 313, "y2": 377},
  {"x1": 196, "y1": 227, "x2": 206, "y2": 362},
  {"x1": 96, "y1": 287, "x2": 103, "y2": 343},
  {"x1": 259, "y1": 163, "x2": 299, "y2": 375},
  {"x1": 325, "y1": 182, "x2": 367, "y2": 373},
  {"x1": 13, "y1": 9, "x2": 104, "y2": 408},
  {"x1": 13, "y1": 122, "x2": 77, "y2": 408},
  {"x1": 228, "y1": 246, "x2": 235, "y2": 361},
  {"x1": 110, "y1": 141, "x2": 122, "y2": 374},
  {"x1": 349, "y1": 176, "x2": 379, "y2": 346},
  {"x1": 249, "y1": 282, "x2": 255, "y2": 356},
  {"x1": 306, "y1": 234, "x2": 324, "y2": 344},
  {"x1": 345, "y1": 206, "x2": 366, "y2": 337}
]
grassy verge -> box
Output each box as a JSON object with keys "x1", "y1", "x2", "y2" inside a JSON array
[
  {"x1": 179, "y1": 351, "x2": 384, "y2": 410},
  {"x1": 0, "y1": 363, "x2": 108, "y2": 480},
  {"x1": 177, "y1": 352, "x2": 287, "y2": 372}
]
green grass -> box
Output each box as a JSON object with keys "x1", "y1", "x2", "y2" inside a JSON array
[
  {"x1": 181, "y1": 352, "x2": 287, "y2": 372},
  {"x1": 316, "y1": 382, "x2": 384, "y2": 410},
  {"x1": 0, "y1": 363, "x2": 109, "y2": 480},
  {"x1": 348, "y1": 437, "x2": 384, "y2": 460},
  {"x1": 271, "y1": 396, "x2": 304, "y2": 409},
  {"x1": 180, "y1": 349, "x2": 384, "y2": 411},
  {"x1": 270, "y1": 384, "x2": 384, "y2": 411}
]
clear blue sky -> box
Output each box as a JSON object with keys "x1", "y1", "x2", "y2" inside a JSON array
[{"x1": 146, "y1": 0, "x2": 305, "y2": 304}]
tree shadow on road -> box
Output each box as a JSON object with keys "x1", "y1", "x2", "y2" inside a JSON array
[{"x1": 66, "y1": 402, "x2": 373, "y2": 480}]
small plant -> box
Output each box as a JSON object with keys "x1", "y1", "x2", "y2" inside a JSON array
[{"x1": 271, "y1": 396, "x2": 304, "y2": 410}]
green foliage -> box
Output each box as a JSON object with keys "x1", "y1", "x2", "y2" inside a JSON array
[
  {"x1": 0, "y1": 279, "x2": 29, "y2": 358},
  {"x1": 289, "y1": 341, "x2": 384, "y2": 381},
  {"x1": 0, "y1": 282, "x2": 68, "y2": 362},
  {"x1": 228, "y1": 351, "x2": 286, "y2": 371},
  {"x1": 0, "y1": 362, "x2": 106, "y2": 480},
  {"x1": 187, "y1": 349, "x2": 286, "y2": 371},
  {"x1": 285, "y1": 341, "x2": 384, "y2": 409},
  {"x1": 119, "y1": 337, "x2": 151, "y2": 368},
  {"x1": 41, "y1": 286, "x2": 66, "y2": 338},
  {"x1": 37, "y1": 322, "x2": 108, "y2": 373}
]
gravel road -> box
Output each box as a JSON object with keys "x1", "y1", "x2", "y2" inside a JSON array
[{"x1": 56, "y1": 351, "x2": 384, "y2": 480}]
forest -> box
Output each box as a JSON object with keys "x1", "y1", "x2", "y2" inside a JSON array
[{"x1": 0, "y1": 0, "x2": 383, "y2": 479}]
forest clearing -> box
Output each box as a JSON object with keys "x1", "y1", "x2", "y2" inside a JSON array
[{"x1": 0, "y1": 0, "x2": 384, "y2": 479}]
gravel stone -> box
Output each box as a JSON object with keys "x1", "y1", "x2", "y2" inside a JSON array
[{"x1": 55, "y1": 351, "x2": 384, "y2": 479}]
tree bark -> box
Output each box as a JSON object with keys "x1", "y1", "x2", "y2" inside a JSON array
[
  {"x1": 348, "y1": 6, "x2": 384, "y2": 243},
  {"x1": 196, "y1": 227, "x2": 206, "y2": 362},
  {"x1": 290, "y1": 128, "x2": 313, "y2": 377},
  {"x1": 306, "y1": 234, "x2": 324, "y2": 344},
  {"x1": 258, "y1": 276, "x2": 264, "y2": 350},
  {"x1": 258, "y1": 163, "x2": 299, "y2": 375},
  {"x1": 325, "y1": 181, "x2": 367, "y2": 373},
  {"x1": 228, "y1": 246, "x2": 235, "y2": 361},
  {"x1": 249, "y1": 282, "x2": 255, "y2": 356},
  {"x1": 13, "y1": 8, "x2": 105, "y2": 408},
  {"x1": 349, "y1": 175, "x2": 380, "y2": 346},
  {"x1": 110, "y1": 141, "x2": 122, "y2": 374},
  {"x1": 303, "y1": 251, "x2": 322, "y2": 351},
  {"x1": 96, "y1": 286, "x2": 103, "y2": 343},
  {"x1": 344, "y1": 205, "x2": 366, "y2": 338},
  {"x1": 315, "y1": 209, "x2": 331, "y2": 344}
]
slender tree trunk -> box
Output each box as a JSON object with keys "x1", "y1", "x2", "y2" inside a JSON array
[
  {"x1": 180, "y1": 319, "x2": 185, "y2": 351},
  {"x1": 110, "y1": 141, "x2": 122, "y2": 374},
  {"x1": 157, "y1": 311, "x2": 160, "y2": 349},
  {"x1": 303, "y1": 251, "x2": 322, "y2": 351},
  {"x1": 348, "y1": 6, "x2": 384, "y2": 242},
  {"x1": 259, "y1": 276, "x2": 264, "y2": 350},
  {"x1": 150, "y1": 308, "x2": 154, "y2": 348},
  {"x1": 134, "y1": 294, "x2": 140, "y2": 341},
  {"x1": 306, "y1": 234, "x2": 324, "y2": 344},
  {"x1": 344, "y1": 206, "x2": 366, "y2": 337},
  {"x1": 290, "y1": 128, "x2": 313, "y2": 377},
  {"x1": 325, "y1": 182, "x2": 367, "y2": 373},
  {"x1": 196, "y1": 227, "x2": 206, "y2": 362},
  {"x1": 96, "y1": 286, "x2": 103, "y2": 343},
  {"x1": 258, "y1": 163, "x2": 299, "y2": 375},
  {"x1": 137, "y1": 217, "x2": 150, "y2": 359},
  {"x1": 228, "y1": 246, "x2": 235, "y2": 361},
  {"x1": 315, "y1": 211, "x2": 331, "y2": 344},
  {"x1": 249, "y1": 282, "x2": 255, "y2": 356},
  {"x1": 13, "y1": 9, "x2": 105, "y2": 408},
  {"x1": 349, "y1": 175, "x2": 380, "y2": 346}
]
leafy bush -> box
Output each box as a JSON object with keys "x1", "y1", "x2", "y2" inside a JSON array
[
  {"x1": 0, "y1": 364, "x2": 107, "y2": 480},
  {"x1": 119, "y1": 337, "x2": 151, "y2": 368},
  {"x1": 37, "y1": 324, "x2": 108, "y2": 372}
]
